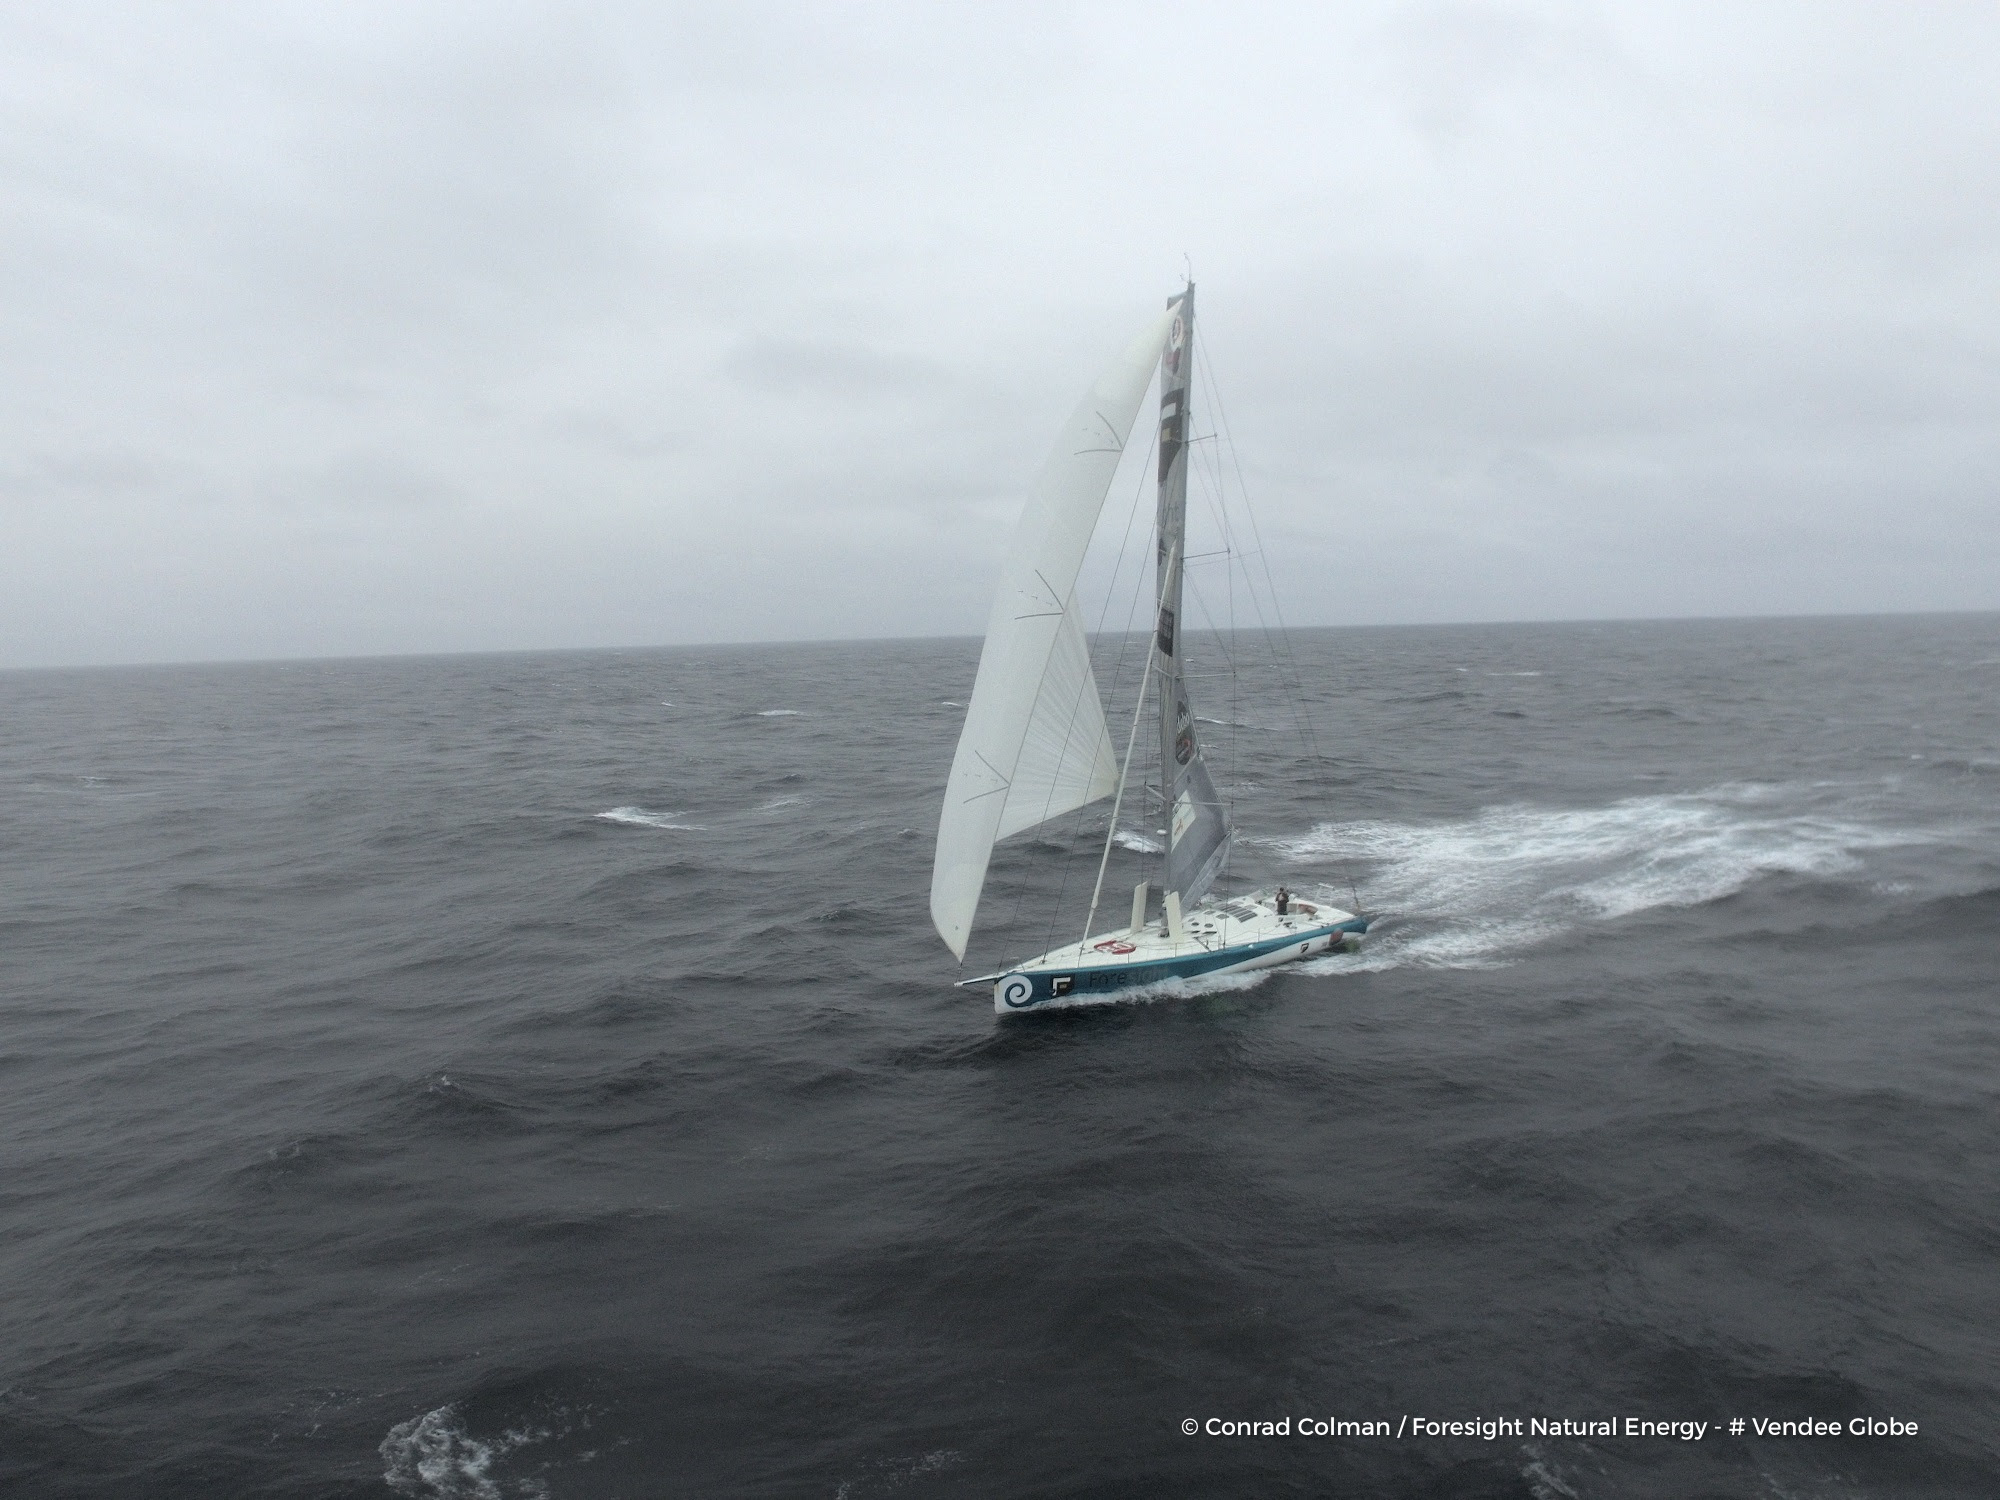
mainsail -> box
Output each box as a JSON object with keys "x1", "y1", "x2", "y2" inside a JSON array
[
  {"x1": 930, "y1": 309, "x2": 1174, "y2": 959},
  {"x1": 930, "y1": 285, "x2": 1368, "y2": 1004},
  {"x1": 1153, "y1": 286, "x2": 1233, "y2": 905}
]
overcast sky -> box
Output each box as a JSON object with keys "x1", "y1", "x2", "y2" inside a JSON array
[{"x1": 4, "y1": 1, "x2": 1996, "y2": 668}]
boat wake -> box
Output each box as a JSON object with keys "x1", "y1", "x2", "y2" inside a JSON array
[{"x1": 1275, "y1": 783, "x2": 1925, "y2": 973}]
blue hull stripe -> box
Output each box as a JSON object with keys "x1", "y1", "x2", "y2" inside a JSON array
[{"x1": 998, "y1": 917, "x2": 1369, "y2": 1009}]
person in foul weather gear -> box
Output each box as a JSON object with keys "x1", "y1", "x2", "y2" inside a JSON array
[{"x1": 1275, "y1": 886, "x2": 1289, "y2": 915}]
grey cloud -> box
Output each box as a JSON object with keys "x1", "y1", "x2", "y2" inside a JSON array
[
  {"x1": 1, "y1": 1, "x2": 1996, "y2": 667},
  {"x1": 721, "y1": 338, "x2": 953, "y2": 398}
]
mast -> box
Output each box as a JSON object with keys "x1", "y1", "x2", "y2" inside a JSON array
[{"x1": 1153, "y1": 285, "x2": 1233, "y2": 907}]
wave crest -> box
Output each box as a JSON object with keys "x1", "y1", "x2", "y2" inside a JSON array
[
  {"x1": 596, "y1": 806, "x2": 701, "y2": 830},
  {"x1": 380, "y1": 1405, "x2": 501, "y2": 1498}
]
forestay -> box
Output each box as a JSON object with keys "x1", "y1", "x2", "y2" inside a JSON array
[{"x1": 930, "y1": 309, "x2": 1173, "y2": 959}]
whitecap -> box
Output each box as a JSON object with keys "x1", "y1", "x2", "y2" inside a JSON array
[
  {"x1": 380, "y1": 1405, "x2": 499, "y2": 1499},
  {"x1": 1520, "y1": 1442, "x2": 1582, "y2": 1500},
  {"x1": 757, "y1": 709, "x2": 803, "y2": 717},
  {"x1": 596, "y1": 806, "x2": 703, "y2": 830},
  {"x1": 380, "y1": 1404, "x2": 556, "y2": 1499},
  {"x1": 1113, "y1": 829, "x2": 1163, "y2": 854}
]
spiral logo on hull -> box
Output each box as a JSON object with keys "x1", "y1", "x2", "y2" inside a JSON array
[{"x1": 997, "y1": 973, "x2": 1036, "y2": 1009}]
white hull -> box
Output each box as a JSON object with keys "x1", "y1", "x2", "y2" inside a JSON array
[{"x1": 964, "y1": 891, "x2": 1369, "y2": 1013}]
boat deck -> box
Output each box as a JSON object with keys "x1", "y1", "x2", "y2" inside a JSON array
[{"x1": 966, "y1": 889, "x2": 1369, "y2": 1011}]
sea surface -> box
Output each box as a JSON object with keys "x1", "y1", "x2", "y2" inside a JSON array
[{"x1": 3, "y1": 614, "x2": 1997, "y2": 1498}]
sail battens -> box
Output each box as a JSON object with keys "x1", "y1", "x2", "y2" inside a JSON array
[{"x1": 929, "y1": 308, "x2": 1174, "y2": 959}]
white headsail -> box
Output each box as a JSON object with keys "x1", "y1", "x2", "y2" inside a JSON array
[{"x1": 930, "y1": 309, "x2": 1173, "y2": 959}]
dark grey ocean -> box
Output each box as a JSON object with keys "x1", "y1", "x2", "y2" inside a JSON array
[{"x1": 4, "y1": 613, "x2": 1997, "y2": 1498}]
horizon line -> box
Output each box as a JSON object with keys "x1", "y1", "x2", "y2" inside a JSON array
[{"x1": 4, "y1": 606, "x2": 1995, "y2": 676}]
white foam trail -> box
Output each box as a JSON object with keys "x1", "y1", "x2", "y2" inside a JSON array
[
  {"x1": 596, "y1": 806, "x2": 702, "y2": 830},
  {"x1": 1301, "y1": 917, "x2": 1560, "y2": 975},
  {"x1": 759, "y1": 795, "x2": 807, "y2": 812},
  {"x1": 1276, "y1": 784, "x2": 1922, "y2": 972},
  {"x1": 757, "y1": 709, "x2": 803, "y2": 717},
  {"x1": 1113, "y1": 829, "x2": 1163, "y2": 853}
]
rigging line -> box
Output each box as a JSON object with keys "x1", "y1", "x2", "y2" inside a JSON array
[
  {"x1": 1180, "y1": 568, "x2": 1240, "y2": 677},
  {"x1": 1083, "y1": 373, "x2": 1163, "y2": 696},
  {"x1": 1181, "y1": 351, "x2": 1244, "y2": 817},
  {"x1": 1202, "y1": 390, "x2": 1320, "y2": 784},
  {"x1": 1206, "y1": 371, "x2": 1318, "y2": 770},
  {"x1": 1184, "y1": 382, "x2": 1232, "y2": 752},
  {"x1": 1058, "y1": 517, "x2": 1165, "y2": 939},
  {"x1": 1177, "y1": 566, "x2": 1245, "y2": 844},
  {"x1": 1190, "y1": 366, "x2": 1237, "y2": 554},
  {"x1": 1168, "y1": 548, "x2": 1232, "y2": 676},
  {"x1": 1197, "y1": 337, "x2": 1358, "y2": 907},
  {"x1": 1079, "y1": 544, "x2": 1176, "y2": 953},
  {"x1": 989, "y1": 590, "x2": 1092, "y2": 960},
  {"x1": 1183, "y1": 346, "x2": 1246, "y2": 836},
  {"x1": 1223, "y1": 405, "x2": 1240, "y2": 818},
  {"x1": 1007, "y1": 506, "x2": 1129, "y2": 881},
  {"x1": 1178, "y1": 567, "x2": 1247, "y2": 877},
  {"x1": 1196, "y1": 445, "x2": 1246, "y2": 819},
  {"x1": 1019, "y1": 406, "x2": 1162, "y2": 957},
  {"x1": 1176, "y1": 417, "x2": 1240, "y2": 681},
  {"x1": 1190, "y1": 427, "x2": 1236, "y2": 576},
  {"x1": 1038, "y1": 523, "x2": 1159, "y2": 961},
  {"x1": 1018, "y1": 544, "x2": 1122, "y2": 837},
  {"x1": 998, "y1": 559, "x2": 1118, "y2": 944}
]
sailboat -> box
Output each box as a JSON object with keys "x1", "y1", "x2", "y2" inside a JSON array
[{"x1": 931, "y1": 285, "x2": 1369, "y2": 1012}]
